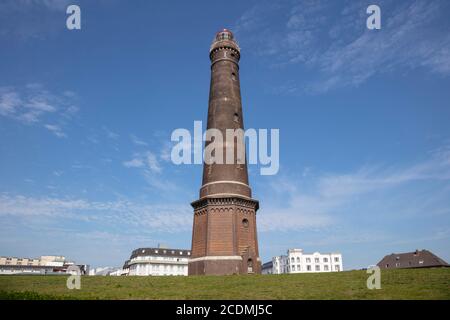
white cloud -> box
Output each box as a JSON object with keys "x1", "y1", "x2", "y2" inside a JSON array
[
  {"x1": 122, "y1": 146, "x2": 186, "y2": 194},
  {"x1": 143, "y1": 171, "x2": 179, "y2": 193},
  {"x1": 63, "y1": 105, "x2": 79, "y2": 119},
  {"x1": 17, "y1": 0, "x2": 71, "y2": 10},
  {"x1": 123, "y1": 157, "x2": 145, "y2": 168},
  {"x1": 0, "y1": 84, "x2": 78, "y2": 136},
  {"x1": 0, "y1": 194, "x2": 192, "y2": 233},
  {"x1": 160, "y1": 142, "x2": 172, "y2": 162},
  {"x1": 123, "y1": 151, "x2": 162, "y2": 173},
  {"x1": 103, "y1": 126, "x2": 119, "y2": 139},
  {"x1": 0, "y1": 89, "x2": 21, "y2": 116},
  {"x1": 53, "y1": 170, "x2": 63, "y2": 176},
  {"x1": 0, "y1": 0, "x2": 75, "y2": 40},
  {"x1": 258, "y1": 143, "x2": 450, "y2": 232},
  {"x1": 26, "y1": 95, "x2": 57, "y2": 112},
  {"x1": 146, "y1": 151, "x2": 161, "y2": 173},
  {"x1": 44, "y1": 124, "x2": 66, "y2": 138},
  {"x1": 130, "y1": 134, "x2": 148, "y2": 146},
  {"x1": 0, "y1": 0, "x2": 71, "y2": 14},
  {"x1": 235, "y1": 0, "x2": 450, "y2": 93}
]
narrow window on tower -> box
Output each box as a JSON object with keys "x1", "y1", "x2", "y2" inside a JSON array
[
  {"x1": 231, "y1": 72, "x2": 237, "y2": 81},
  {"x1": 242, "y1": 218, "x2": 249, "y2": 228},
  {"x1": 234, "y1": 112, "x2": 239, "y2": 123}
]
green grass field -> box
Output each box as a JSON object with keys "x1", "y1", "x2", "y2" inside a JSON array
[{"x1": 0, "y1": 268, "x2": 449, "y2": 300}]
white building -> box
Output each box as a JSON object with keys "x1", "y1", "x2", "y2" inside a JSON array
[
  {"x1": 126, "y1": 247, "x2": 191, "y2": 276},
  {"x1": 262, "y1": 249, "x2": 343, "y2": 274},
  {"x1": 88, "y1": 266, "x2": 121, "y2": 276},
  {"x1": 0, "y1": 255, "x2": 86, "y2": 275}
]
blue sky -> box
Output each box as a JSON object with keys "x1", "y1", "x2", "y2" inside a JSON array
[{"x1": 1, "y1": 0, "x2": 450, "y2": 270}]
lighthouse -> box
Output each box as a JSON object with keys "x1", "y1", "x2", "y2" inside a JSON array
[{"x1": 188, "y1": 29, "x2": 261, "y2": 275}]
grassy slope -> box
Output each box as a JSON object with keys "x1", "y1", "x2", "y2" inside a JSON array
[{"x1": 0, "y1": 268, "x2": 449, "y2": 300}]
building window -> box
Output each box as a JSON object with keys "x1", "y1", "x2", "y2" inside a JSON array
[
  {"x1": 306, "y1": 258, "x2": 311, "y2": 263},
  {"x1": 296, "y1": 257, "x2": 300, "y2": 263},
  {"x1": 307, "y1": 265, "x2": 311, "y2": 271},
  {"x1": 334, "y1": 257, "x2": 339, "y2": 262},
  {"x1": 297, "y1": 265, "x2": 301, "y2": 271},
  {"x1": 335, "y1": 265, "x2": 340, "y2": 271},
  {"x1": 315, "y1": 265, "x2": 320, "y2": 271},
  {"x1": 395, "y1": 262, "x2": 400, "y2": 267},
  {"x1": 291, "y1": 257, "x2": 294, "y2": 263},
  {"x1": 419, "y1": 260, "x2": 424, "y2": 264},
  {"x1": 323, "y1": 258, "x2": 328, "y2": 263},
  {"x1": 315, "y1": 258, "x2": 319, "y2": 263},
  {"x1": 324, "y1": 265, "x2": 329, "y2": 271},
  {"x1": 242, "y1": 218, "x2": 249, "y2": 228},
  {"x1": 231, "y1": 72, "x2": 237, "y2": 81},
  {"x1": 292, "y1": 265, "x2": 296, "y2": 271}
]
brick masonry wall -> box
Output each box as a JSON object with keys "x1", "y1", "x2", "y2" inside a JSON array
[{"x1": 190, "y1": 197, "x2": 261, "y2": 275}]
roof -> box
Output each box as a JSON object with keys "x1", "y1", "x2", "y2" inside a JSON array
[
  {"x1": 262, "y1": 261, "x2": 273, "y2": 269},
  {"x1": 216, "y1": 28, "x2": 233, "y2": 35},
  {"x1": 285, "y1": 249, "x2": 342, "y2": 256},
  {"x1": 377, "y1": 249, "x2": 449, "y2": 269},
  {"x1": 130, "y1": 247, "x2": 191, "y2": 259}
]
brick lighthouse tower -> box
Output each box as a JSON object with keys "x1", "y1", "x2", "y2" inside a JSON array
[{"x1": 188, "y1": 29, "x2": 261, "y2": 275}]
